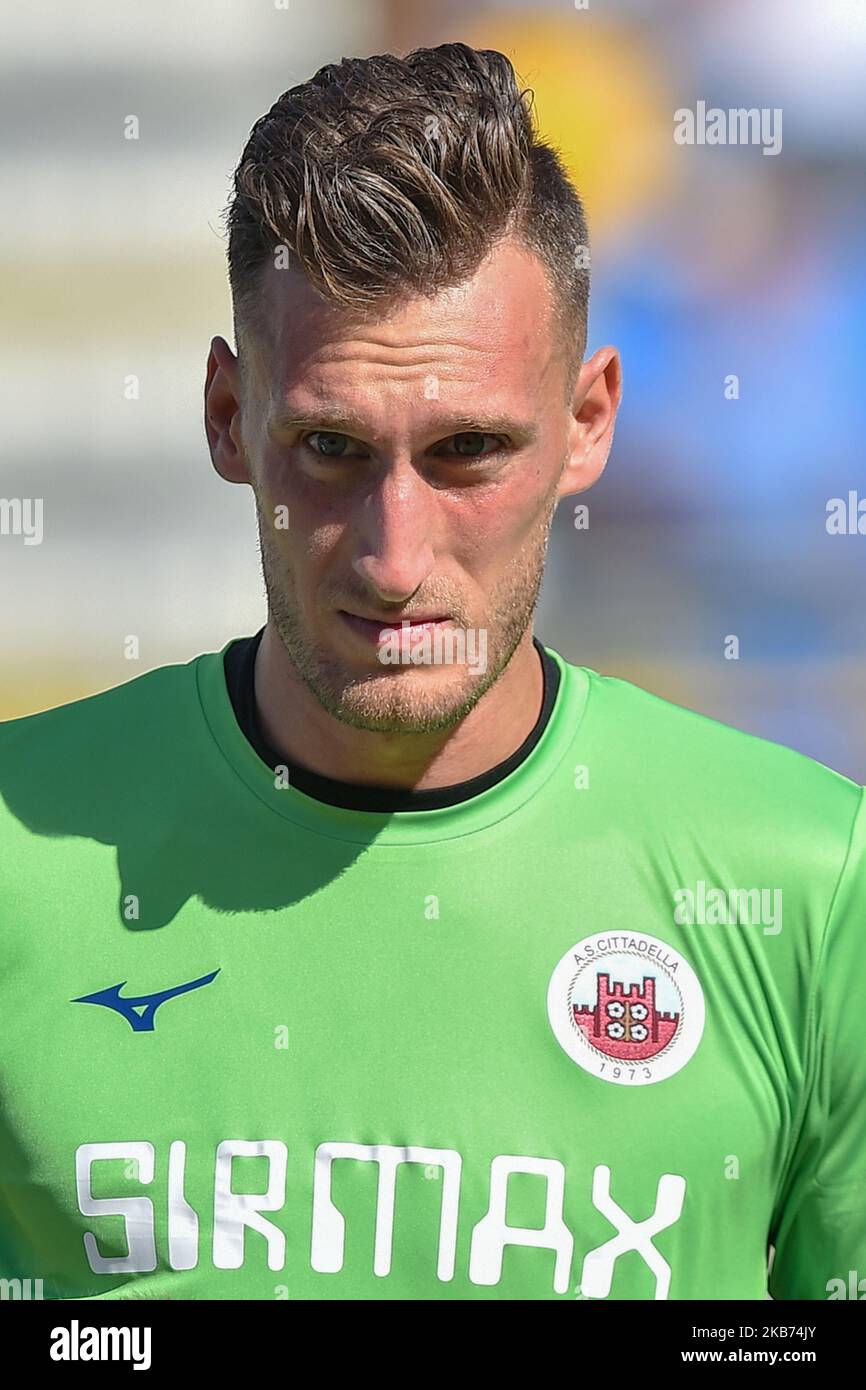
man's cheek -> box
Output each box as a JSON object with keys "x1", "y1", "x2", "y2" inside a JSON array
[{"x1": 258, "y1": 448, "x2": 298, "y2": 502}]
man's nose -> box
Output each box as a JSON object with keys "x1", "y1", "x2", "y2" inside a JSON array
[{"x1": 351, "y1": 464, "x2": 436, "y2": 602}]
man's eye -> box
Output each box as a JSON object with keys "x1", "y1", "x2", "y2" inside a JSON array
[
  {"x1": 304, "y1": 431, "x2": 363, "y2": 458},
  {"x1": 447, "y1": 433, "x2": 502, "y2": 458}
]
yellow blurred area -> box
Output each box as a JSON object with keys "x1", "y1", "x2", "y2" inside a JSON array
[
  {"x1": 463, "y1": 15, "x2": 677, "y2": 234},
  {"x1": 0, "y1": 676, "x2": 104, "y2": 723},
  {"x1": 1, "y1": 255, "x2": 229, "y2": 347}
]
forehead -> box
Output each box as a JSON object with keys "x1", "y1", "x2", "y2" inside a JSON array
[{"x1": 247, "y1": 238, "x2": 563, "y2": 410}]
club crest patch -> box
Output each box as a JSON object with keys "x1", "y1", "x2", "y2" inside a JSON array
[{"x1": 547, "y1": 931, "x2": 705, "y2": 1086}]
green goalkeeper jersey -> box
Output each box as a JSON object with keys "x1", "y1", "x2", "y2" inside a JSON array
[{"x1": 1, "y1": 638, "x2": 864, "y2": 1301}]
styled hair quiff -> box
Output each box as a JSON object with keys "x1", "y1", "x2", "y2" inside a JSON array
[{"x1": 225, "y1": 42, "x2": 590, "y2": 374}]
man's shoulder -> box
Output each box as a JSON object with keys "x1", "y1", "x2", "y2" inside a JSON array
[
  {"x1": 0, "y1": 648, "x2": 215, "y2": 756},
  {"x1": 0, "y1": 646, "x2": 227, "y2": 842},
  {"x1": 551, "y1": 652, "x2": 862, "y2": 840}
]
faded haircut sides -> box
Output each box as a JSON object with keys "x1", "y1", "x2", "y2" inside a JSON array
[{"x1": 224, "y1": 42, "x2": 590, "y2": 388}]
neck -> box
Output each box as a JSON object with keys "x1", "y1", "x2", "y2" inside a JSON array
[{"x1": 252, "y1": 620, "x2": 544, "y2": 791}]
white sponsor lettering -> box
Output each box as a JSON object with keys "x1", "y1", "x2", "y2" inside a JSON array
[{"x1": 76, "y1": 1140, "x2": 685, "y2": 1295}]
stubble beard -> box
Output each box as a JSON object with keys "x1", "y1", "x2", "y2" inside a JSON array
[{"x1": 254, "y1": 495, "x2": 557, "y2": 735}]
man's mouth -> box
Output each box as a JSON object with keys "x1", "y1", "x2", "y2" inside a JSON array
[{"x1": 338, "y1": 610, "x2": 453, "y2": 646}]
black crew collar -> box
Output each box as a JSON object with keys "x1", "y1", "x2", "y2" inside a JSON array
[{"x1": 223, "y1": 627, "x2": 560, "y2": 813}]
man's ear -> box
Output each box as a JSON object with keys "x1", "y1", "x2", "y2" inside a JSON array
[
  {"x1": 204, "y1": 335, "x2": 250, "y2": 484},
  {"x1": 558, "y1": 346, "x2": 623, "y2": 501}
]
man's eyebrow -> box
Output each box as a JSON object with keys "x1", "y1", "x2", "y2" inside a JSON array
[
  {"x1": 435, "y1": 414, "x2": 538, "y2": 442},
  {"x1": 269, "y1": 408, "x2": 362, "y2": 437},
  {"x1": 268, "y1": 408, "x2": 538, "y2": 442}
]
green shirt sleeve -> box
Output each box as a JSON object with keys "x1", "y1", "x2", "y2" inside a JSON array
[{"x1": 769, "y1": 785, "x2": 866, "y2": 1300}]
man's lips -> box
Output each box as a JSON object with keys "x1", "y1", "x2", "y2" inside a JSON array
[{"x1": 338, "y1": 610, "x2": 452, "y2": 645}]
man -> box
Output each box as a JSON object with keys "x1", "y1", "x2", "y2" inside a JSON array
[{"x1": 0, "y1": 43, "x2": 863, "y2": 1302}]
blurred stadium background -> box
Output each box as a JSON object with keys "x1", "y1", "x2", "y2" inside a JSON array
[{"x1": 2, "y1": 0, "x2": 865, "y2": 777}]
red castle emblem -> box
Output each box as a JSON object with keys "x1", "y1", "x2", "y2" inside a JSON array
[{"x1": 573, "y1": 972, "x2": 680, "y2": 1061}]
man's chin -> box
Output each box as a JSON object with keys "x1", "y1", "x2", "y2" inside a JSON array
[{"x1": 312, "y1": 664, "x2": 492, "y2": 735}]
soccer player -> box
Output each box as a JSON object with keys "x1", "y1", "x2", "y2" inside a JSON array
[{"x1": 1, "y1": 43, "x2": 863, "y2": 1302}]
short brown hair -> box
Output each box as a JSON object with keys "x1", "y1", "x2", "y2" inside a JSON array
[{"x1": 225, "y1": 42, "x2": 590, "y2": 377}]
